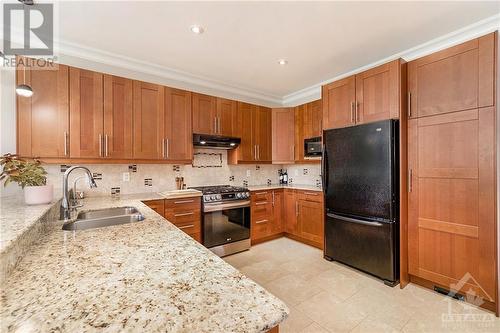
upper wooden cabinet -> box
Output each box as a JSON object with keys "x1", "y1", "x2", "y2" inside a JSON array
[
  {"x1": 132, "y1": 81, "x2": 164, "y2": 159},
  {"x1": 103, "y1": 75, "x2": 133, "y2": 159},
  {"x1": 192, "y1": 93, "x2": 216, "y2": 135},
  {"x1": 69, "y1": 68, "x2": 104, "y2": 158},
  {"x1": 322, "y1": 76, "x2": 356, "y2": 129},
  {"x1": 164, "y1": 87, "x2": 192, "y2": 161},
  {"x1": 322, "y1": 59, "x2": 402, "y2": 129},
  {"x1": 229, "y1": 103, "x2": 271, "y2": 163},
  {"x1": 408, "y1": 34, "x2": 495, "y2": 119},
  {"x1": 303, "y1": 100, "x2": 322, "y2": 139},
  {"x1": 17, "y1": 59, "x2": 69, "y2": 158},
  {"x1": 216, "y1": 98, "x2": 236, "y2": 136},
  {"x1": 272, "y1": 108, "x2": 295, "y2": 164}
]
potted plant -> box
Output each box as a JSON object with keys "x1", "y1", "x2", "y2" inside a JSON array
[{"x1": 0, "y1": 153, "x2": 53, "y2": 205}]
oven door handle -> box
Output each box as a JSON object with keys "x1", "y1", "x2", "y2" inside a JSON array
[{"x1": 204, "y1": 200, "x2": 251, "y2": 213}]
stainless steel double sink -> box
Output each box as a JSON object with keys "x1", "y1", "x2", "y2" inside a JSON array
[{"x1": 62, "y1": 206, "x2": 145, "y2": 231}]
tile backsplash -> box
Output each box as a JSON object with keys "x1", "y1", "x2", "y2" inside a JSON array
[{"x1": 1, "y1": 149, "x2": 322, "y2": 198}]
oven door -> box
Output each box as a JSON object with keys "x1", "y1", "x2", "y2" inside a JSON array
[{"x1": 203, "y1": 201, "x2": 251, "y2": 248}]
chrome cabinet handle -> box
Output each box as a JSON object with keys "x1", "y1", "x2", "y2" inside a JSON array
[
  {"x1": 98, "y1": 134, "x2": 103, "y2": 157},
  {"x1": 350, "y1": 102, "x2": 355, "y2": 123},
  {"x1": 105, "y1": 135, "x2": 109, "y2": 157},
  {"x1": 174, "y1": 199, "x2": 194, "y2": 204},
  {"x1": 408, "y1": 169, "x2": 413, "y2": 193},
  {"x1": 178, "y1": 224, "x2": 194, "y2": 230},
  {"x1": 255, "y1": 201, "x2": 268, "y2": 205},
  {"x1": 166, "y1": 138, "x2": 170, "y2": 159},
  {"x1": 162, "y1": 139, "x2": 166, "y2": 159},
  {"x1": 355, "y1": 101, "x2": 359, "y2": 122},
  {"x1": 295, "y1": 201, "x2": 298, "y2": 216},
  {"x1": 64, "y1": 131, "x2": 69, "y2": 156},
  {"x1": 254, "y1": 145, "x2": 257, "y2": 160},
  {"x1": 217, "y1": 117, "x2": 221, "y2": 134},
  {"x1": 174, "y1": 212, "x2": 194, "y2": 217},
  {"x1": 408, "y1": 92, "x2": 412, "y2": 118},
  {"x1": 255, "y1": 219, "x2": 268, "y2": 224},
  {"x1": 255, "y1": 191, "x2": 268, "y2": 195},
  {"x1": 272, "y1": 191, "x2": 275, "y2": 207},
  {"x1": 214, "y1": 117, "x2": 217, "y2": 133}
]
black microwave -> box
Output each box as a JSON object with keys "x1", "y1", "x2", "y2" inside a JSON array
[{"x1": 304, "y1": 137, "x2": 322, "y2": 158}]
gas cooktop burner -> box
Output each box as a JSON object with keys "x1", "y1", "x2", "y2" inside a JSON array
[{"x1": 189, "y1": 185, "x2": 250, "y2": 203}]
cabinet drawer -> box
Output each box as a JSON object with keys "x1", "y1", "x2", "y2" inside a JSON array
[
  {"x1": 251, "y1": 191, "x2": 272, "y2": 203},
  {"x1": 164, "y1": 210, "x2": 200, "y2": 225},
  {"x1": 173, "y1": 219, "x2": 201, "y2": 235},
  {"x1": 252, "y1": 217, "x2": 270, "y2": 239},
  {"x1": 252, "y1": 203, "x2": 272, "y2": 219},
  {"x1": 143, "y1": 199, "x2": 165, "y2": 216},
  {"x1": 165, "y1": 197, "x2": 201, "y2": 210},
  {"x1": 297, "y1": 191, "x2": 323, "y2": 203}
]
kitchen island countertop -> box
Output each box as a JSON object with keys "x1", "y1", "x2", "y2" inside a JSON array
[{"x1": 0, "y1": 194, "x2": 288, "y2": 332}]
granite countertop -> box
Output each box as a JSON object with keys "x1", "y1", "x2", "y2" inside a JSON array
[
  {"x1": 0, "y1": 195, "x2": 288, "y2": 332},
  {"x1": 248, "y1": 184, "x2": 323, "y2": 192}
]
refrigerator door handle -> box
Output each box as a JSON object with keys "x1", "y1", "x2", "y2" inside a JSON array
[
  {"x1": 321, "y1": 143, "x2": 328, "y2": 193},
  {"x1": 327, "y1": 213, "x2": 384, "y2": 227}
]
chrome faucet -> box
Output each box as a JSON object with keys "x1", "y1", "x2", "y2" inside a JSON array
[{"x1": 60, "y1": 166, "x2": 97, "y2": 221}]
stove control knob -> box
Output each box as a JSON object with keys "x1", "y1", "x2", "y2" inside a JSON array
[
  {"x1": 244, "y1": 192, "x2": 249, "y2": 198},
  {"x1": 210, "y1": 195, "x2": 216, "y2": 201},
  {"x1": 216, "y1": 194, "x2": 222, "y2": 201},
  {"x1": 236, "y1": 193, "x2": 242, "y2": 199},
  {"x1": 204, "y1": 195, "x2": 211, "y2": 202}
]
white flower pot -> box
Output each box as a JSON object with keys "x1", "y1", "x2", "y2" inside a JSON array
[{"x1": 24, "y1": 184, "x2": 53, "y2": 205}]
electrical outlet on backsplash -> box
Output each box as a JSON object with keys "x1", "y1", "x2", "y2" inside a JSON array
[{"x1": 38, "y1": 151, "x2": 320, "y2": 197}]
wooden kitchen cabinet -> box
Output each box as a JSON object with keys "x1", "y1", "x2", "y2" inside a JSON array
[
  {"x1": 216, "y1": 97, "x2": 237, "y2": 136},
  {"x1": 322, "y1": 59, "x2": 402, "y2": 130},
  {"x1": 103, "y1": 75, "x2": 133, "y2": 159},
  {"x1": 164, "y1": 197, "x2": 202, "y2": 242},
  {"x1": 250, "y1": 189, "x2": 284, "y2": 243},
  {"x1": 408, "y1": 34, "x2": 495, "y2": 119},
  {"x1": 407, "y1": 32, "x2": 497, "y2": 307},
  {"x1": 272, "y1": 108, "x2": 295, "y2": 164},
  {"x1": 69, "y1": 68, "x2": 104, "y2": 158},
  {"x1": 322, "y1": 76, "x2": 356, "y2": 129},
  {"x1": 164, "y1": 87, "x2": 192, "y2": 161},
  {"x1": 142, "y1": 199, "x2": 165, "y2": 216},
  {"x1": 229, "y1": 103, "x2": 272, "y2": 163},
  {"x1": 192, "y1": 93, "x2": 217, "y2": 135},
  {"x1": 296, "y1": 191, "x2": 324, "y2": 249},
  {"x1": 17, "y1": 58, "x2": 69, "y2": 158},
  {"x1": 132, "y1": 81, "x2": 164, "y2": 159},
  {"x1": 284, "y1": 190, "x2": 298, "y2": 235},
  {"x1": 294, "y1": 100, "x2": 322, "y2": 163}
]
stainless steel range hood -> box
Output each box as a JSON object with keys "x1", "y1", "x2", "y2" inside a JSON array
[{"x1": 193, "y1": 134, "x2": 241, "y2": 150}]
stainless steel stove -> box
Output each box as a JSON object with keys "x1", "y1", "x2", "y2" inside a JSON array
[{"x1": 189, "y1": 185, "x2": 251, "y2": 257}]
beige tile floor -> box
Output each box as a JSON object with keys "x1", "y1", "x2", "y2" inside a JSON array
[{"x1": 223, "y1": 238, "x2": 500, "y2": 333}]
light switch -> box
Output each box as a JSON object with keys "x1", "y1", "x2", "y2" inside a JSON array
[
  {"x1": 122, "y1": 172, "x2": 130, "y2": 182},
  {"x1": 246, "y1": 170, "x2": 251, "y2": 177}
]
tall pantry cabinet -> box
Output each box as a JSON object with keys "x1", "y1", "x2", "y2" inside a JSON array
[{"x1": 407, "y1": 32, "x2": 498, "y2": 312}]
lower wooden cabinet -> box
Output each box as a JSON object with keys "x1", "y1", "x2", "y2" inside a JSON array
[
  {"x1": 251, "y1": 189, "x2": 324, "y2": 249},
  {"x1": 143, "y1": 197, "x2": 202, "y2": 242}
]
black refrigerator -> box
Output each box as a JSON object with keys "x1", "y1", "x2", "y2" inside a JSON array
[{"x1": 323, "y1": 119, "x2": 399, "y2": 286}]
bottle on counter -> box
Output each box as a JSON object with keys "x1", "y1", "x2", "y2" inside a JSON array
[
  {"x1": 279, "y1": 169, "x2": 284, "y2": 185},
  {"x1": 283, "y1": 169, "x2": 288, "y2": 185}
]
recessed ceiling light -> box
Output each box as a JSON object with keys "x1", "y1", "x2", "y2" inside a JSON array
[
  {"x1": 278, "y1": 59, "x2": 288, "y2": 65},
  {"x1": 190, "y1": 25, "x2": 204, "y2": 34}
]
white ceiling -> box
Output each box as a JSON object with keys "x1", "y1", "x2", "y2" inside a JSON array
[{"x1": 46, "y1": 1, "x2": 500, "y2": 105}]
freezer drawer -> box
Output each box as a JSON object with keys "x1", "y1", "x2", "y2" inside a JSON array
[{"x1": 324, "y1": 213, "x2": 398, "y2": 284}]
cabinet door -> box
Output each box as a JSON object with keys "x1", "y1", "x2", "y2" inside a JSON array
[
  {"x1": 408, "y1": 107, "x2": 496, "y2": 302},
  {"x1": 165, "y1": 87, "x2": 192, "y2": 161},
  {"x1": 272, "y1": 108, "x2": 295, "y2": 163},
  {"x1": 69, "y1": 68, "x2": 104, "y2": 158},
  {"x1": 103, "y1": 75, "x2": 133, "y2": 159},
  {"x1": 192, "y1": 93, "x2": 216, "y2": 135},
  {"x1": 236, "y1": 102, "x2": 256, "y2": 161},
  {"x1": 297, "y1": 197, "x2": 324, "y2": 248},
  {"x1": 255, "y1": 106, "x2": 272, "y2": 162},
  {"x1": 355, "y1": 59, "x2": 399, "y2": 123},
  {"x1": 307, "y1": 100, "x2": 322, "y2": 138},
  {"x1": 322, "y1": 76, "x2": 355, "y2": 129},
  {"x1": 284, "y1": 190, "x2": 298, "y2": 235},
  {"x1": 17, "y1": 59, "x2": 69, "y2": 158},
  {"x1": 408, "y1": 33, "x2": 495, "y2": 119},
  {"x1": 216, "y1": 97, "x2": 236, "y2": 136},
  {"x1": 271, "y1": 190, "x2": 284, "y2": 235},
  {"x1": 133, "y1": 81, "x2": 164, "y2": 159},
  {"x1": 294, "y1": 104, "x2": 306, "y2": 162}
]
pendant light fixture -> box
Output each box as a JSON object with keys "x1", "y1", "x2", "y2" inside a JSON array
[{"x1": 15, "y1": 0, "x2": 34, "y2": 97}]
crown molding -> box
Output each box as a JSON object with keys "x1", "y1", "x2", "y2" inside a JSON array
[{"x1": 282, "y1": 13, "x2": 500, "y2": 107}]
